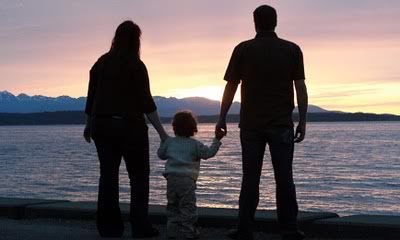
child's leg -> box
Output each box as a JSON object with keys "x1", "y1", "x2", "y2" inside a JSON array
[
  {"x1": 166, "y1": 177, "x2": 180, "y2": 239},
  {"x1": 179, "y1": 178, "x2": 199, "y2": 239}
]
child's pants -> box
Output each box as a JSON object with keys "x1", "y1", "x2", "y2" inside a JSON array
[{"x1": 166, "y1": 175, "x2": 199, "y2": 238}]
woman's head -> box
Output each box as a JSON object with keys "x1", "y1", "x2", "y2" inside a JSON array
[
  {"x1": 110, "y1": 20, "x2": 141, "y2": 59},
  {"x1": 172, "y1": 110, "x2": 198, "y2": 137}
]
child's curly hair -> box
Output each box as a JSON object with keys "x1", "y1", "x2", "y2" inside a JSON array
[{"x1": 172, "y1": 110, "x2": 198, "y2": 137}]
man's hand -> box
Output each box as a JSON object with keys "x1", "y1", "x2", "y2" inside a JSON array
[
  {"x1": 216, "y1": 81, "x2": 238, "y2": 138},
  {"x1": 83, "y1": 125, "x2": 91, "y2": 143},
  {"x1": 294, "y1": 79, "x2": 308, "y2": 143},
  {"x1": 215, "y1": 127, "x2": 226, "y2": 140},
  {"x1": 215, "y1": 119, "x2": 227, "y2": 138},
  {"x1": 294, "y1": 122, "x2": 306, "y2": 143}
]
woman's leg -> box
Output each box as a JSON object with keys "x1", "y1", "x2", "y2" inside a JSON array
[
  {"x1": 94, "y1": 136, "x2": 124, "y2": 237},
  {"x1": 122, "y1": 127, "x2": 158, "y2": 237}
]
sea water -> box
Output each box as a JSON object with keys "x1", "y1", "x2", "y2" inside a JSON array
[{"x1": 0, "y1": 122, "x2": 399, "y2": 216}]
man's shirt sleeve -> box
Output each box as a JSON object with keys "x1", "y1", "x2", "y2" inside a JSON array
[
  {"x1": 223, "y1": 44, "x2": 242, "y2": 84},
  {"x1": 292, "y1": 45, "x2": 305, "y2": 81}
]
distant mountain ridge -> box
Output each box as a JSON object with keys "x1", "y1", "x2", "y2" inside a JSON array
[
  {"x1": 0, "y1": 91, "x2": 86, "y2": 113},
  {"x1": 0, "y1": 91, "x2": 327, "y2": 116}
]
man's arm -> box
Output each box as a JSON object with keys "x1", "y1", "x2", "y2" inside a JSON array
[
  {"x1": 294, "y1": 79, "x2": 308, "y2": 143},
  {"x1": 216, "y1": 81, "x2": 239, "y2": 136}
]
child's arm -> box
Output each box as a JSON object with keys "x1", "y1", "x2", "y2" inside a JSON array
[
  {"x1": 197, "y1": 138, "x2": 222, "y2": 160},
  {"x1": 157, "y1": 138, "x2": 170, "y2": 160}
]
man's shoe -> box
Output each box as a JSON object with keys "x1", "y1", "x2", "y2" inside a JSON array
[
  {"x1": 132, "y1": 226, "x2": 159, "y2": 238},
  {"x1": 227, "y1": 229, "x2": 254, "y2": 240},
  {"x1": 282, "y1": 231, "x2": 305, "y2": 240}
]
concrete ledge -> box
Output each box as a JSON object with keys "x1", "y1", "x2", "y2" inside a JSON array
[
  {"x1": 0, "y1": 197, "x2": 68, "y2": 219},
  {"x1": 197, "y1": 208, "x2": 338, "y2": 231},
  {"x1": 4, "y1": 198, "x2": 400, "y2": 238},
  {"x1": 24, "y1": 200, "x2": 337, "y2": 233},
  {"x1": 25, "y1": 201, "x2": 101, "y2": 220},
  {"x1": 312, "y1": 215, "x2": 400, "y2": 239}
]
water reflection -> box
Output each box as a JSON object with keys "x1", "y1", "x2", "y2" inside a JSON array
[{"x1": 0, "y1": 122, "x2": 399, "y2": 216}]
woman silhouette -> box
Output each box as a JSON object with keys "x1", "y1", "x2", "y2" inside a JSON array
[{"x1": 84, "y1": 20, "x2": 168, "y2": 238}]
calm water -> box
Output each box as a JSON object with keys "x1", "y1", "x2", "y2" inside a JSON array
[{"x1": 0, "y1": 122, "x2": 399, "y2": 216}]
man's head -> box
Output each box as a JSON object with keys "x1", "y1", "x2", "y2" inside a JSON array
[{"x1": 253, "y1": 5, "x2": 277, "y2": 32}]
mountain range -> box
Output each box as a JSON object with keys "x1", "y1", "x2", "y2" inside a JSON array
[
  {"x1": 1, "y1": 91, "x2": 399, "y2": 125},
  {"x1": 0, "y1": 91, "x2": 327, "y2": 116}
]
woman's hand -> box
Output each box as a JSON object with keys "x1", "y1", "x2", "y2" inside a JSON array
[
  {"x1": 83, "y1": 114, "x2": 92, "y2": 143},
  {"x1": 83, "y1": 125, "x2": 91, "y2": 143},
  {"x1": 160, "y1": 132, "x2": 169, "y2": 142},
  {"x1": 146, "y1": 110, "x2": 169, "y2": 142}
]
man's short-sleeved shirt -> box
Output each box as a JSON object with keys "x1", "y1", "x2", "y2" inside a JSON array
[{"x1": 224, "y1": 32, "x2": 305, "y2": 129}]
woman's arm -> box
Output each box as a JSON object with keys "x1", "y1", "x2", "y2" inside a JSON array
[
  {"x1": 140, "y1": 62, "x2": 169, "y2": 141},
  {"x1": 157, "y1": 138, "x2": 169, "y2": 160},
  {"x1": 83, "y1": 62, "x2": 99, "y2": 143},
  {"x1": 146, "y1": 111, "x2": 169, "y2": 141}
]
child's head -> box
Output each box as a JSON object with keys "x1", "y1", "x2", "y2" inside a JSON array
[{"x1": 172, "y1": 110, "x2": 198, "y2": 137}]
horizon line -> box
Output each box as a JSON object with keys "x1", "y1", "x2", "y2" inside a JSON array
[{"x1": 2, "y1": 90, "x2": 400, "y2": 116}]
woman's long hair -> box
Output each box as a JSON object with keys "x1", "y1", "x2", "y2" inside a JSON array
[{"x1": 110, "y1": 20, "x2": 141, "y2": 59}]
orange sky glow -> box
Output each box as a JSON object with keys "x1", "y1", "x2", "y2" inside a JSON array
[{"x1": 0, "y1": 0, "x2": 399, "y2": 114}]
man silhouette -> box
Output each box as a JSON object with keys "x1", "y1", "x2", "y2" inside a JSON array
[{"x1": 216, "y1": 5, "x2": 308, "y2": 240}]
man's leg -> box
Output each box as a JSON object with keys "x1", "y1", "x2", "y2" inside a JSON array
[
  {"x1": 238, "y1": 130, "x2": 267, "y2": 232},
  {"x1": 267, "y1": 127, "x2": 299, "y2": 234},
  {"x1": 94, "y1": 137, "x2": 124, "y2": 237}
]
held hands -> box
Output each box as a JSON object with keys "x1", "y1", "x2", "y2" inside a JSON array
[
  {"x1": 160, "y1": 132, "x2": 169, "y2": 142},
  {"x1": 215, "y1": 128, "x2": 226, "y2": 140},
  {"x1": 294, "y1": 122, "x2": 306, "y2": 143},
  {"x1": 215, "y1": 119, "x2": 227, "y2": 140}
]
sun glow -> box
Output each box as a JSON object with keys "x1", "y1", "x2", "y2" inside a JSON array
[
  {"x1": 166, "y1": 86, "x2": 229, "y2": 101},
  {"x1": 1, "y1": 1, "x2": 400, "y2": 114}
]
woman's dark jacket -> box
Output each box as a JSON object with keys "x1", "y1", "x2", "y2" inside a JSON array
[{"x1": 85, "y1": 52, "x2": 157, "y2": 118}]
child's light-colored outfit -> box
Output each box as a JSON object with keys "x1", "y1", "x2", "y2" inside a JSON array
[{"x1": 158, "y1": 136, "x2": 222, "y2": 239}]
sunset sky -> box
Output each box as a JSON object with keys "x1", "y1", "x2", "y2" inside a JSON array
[{"x1": 0, "y1": 0, "x2": 399, "y2": 114}]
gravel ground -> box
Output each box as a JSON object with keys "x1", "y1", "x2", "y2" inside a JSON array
[{"x1": 0, "y1": 217, "x2": 362, "y2": 240}]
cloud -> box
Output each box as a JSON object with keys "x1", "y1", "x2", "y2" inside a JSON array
[
  {"x1": 321, "y1": 101, "x2": 400, "y2": 113},
  {"x1": 311, "y1": 88, "x2": 378, "y2": 100}
]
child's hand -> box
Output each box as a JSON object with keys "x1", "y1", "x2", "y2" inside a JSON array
[{"x1": 215, "y1": 128, "x2": 226, "y2": 140}]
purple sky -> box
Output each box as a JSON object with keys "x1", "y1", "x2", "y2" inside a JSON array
[{"x1": 1, "y1": 0, "x2": 399, "y2": 113}]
